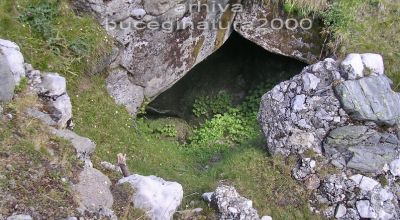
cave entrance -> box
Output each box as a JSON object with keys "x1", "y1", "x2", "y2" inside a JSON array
[{"x1": 148, "y1": 31, "x2": 306, "y2": 122}]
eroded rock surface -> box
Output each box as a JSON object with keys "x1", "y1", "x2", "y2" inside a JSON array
[
  {"x1": 258, "y1": 58, "x2": 347, "y2": 155},
  {"x1": 73, "y1": 0, "x2": 238, "y2": 114},
  {"x1": 324, "y1": 125, "x2": 400, "y2": 173},
  {"x1": 234, "y1": 0, "x2": 325, "y2": 63},
  {"x1": 73, "y1": 167, "x2": 115, "y2": 218}
]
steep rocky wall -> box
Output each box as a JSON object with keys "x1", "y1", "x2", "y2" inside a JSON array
[{"x1": 73, "y1": 0, "x2": 240, "y2": 115}]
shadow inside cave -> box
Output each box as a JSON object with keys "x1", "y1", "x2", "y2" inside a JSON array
[{"x1": 148, "y1": 31, "x2": 307, "y2": 122}]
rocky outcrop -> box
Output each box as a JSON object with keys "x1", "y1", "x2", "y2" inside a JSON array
[
  {"x1": 73, "y1": 167, "x2": 115, "y2": 219},
  {"x1": 25, "y1": 64, "x2": 73, "y2": 128},
  {"x1": 118, "y1": 174, "x2": 183, "y2": 220},
  {"x1": 234, "y1": 0, "x2": 325, "y2": 64},
  {"x1": 258, "y1": 53, "x2": 400, "y2": 219},
  {"x1": 0, "y1": 38, "x2": 117, "y2": 219},
  {"x1": 72, "y1": 0, "x2": 325, "y2": 115},
  {"x1": 258, "y1": 58, "x2": 348, "y2": 155},
  {"x1": 73, "y1": 0, "x2": 238, "y2": 114}
]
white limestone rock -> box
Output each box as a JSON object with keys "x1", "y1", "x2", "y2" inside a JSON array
[{"x1": 118, "y1": 174, "x2": 183, "y2": 220}]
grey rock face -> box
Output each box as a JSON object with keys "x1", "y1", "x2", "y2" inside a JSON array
[
  {"x1": 73, "y1": 0, "x2": 236, "y2": 114},
  {"x1": 210, "y1": 185, "x2": 260, "y2": 220},
  {"x1": 25, "y1": 70, "x2": 73, "y2": 128},
  {"x1": 43, "y1": 94, "x2": 73, "y2": 128},
  {"x1": 118, "y1": 174, "x2": 183, "y2": 220},
  {"x1": 38, "y1": 73, "x2": 66, "y2": 97},
  {"x1": 234, "y1": 0, "x2": 324, "y2": 64},
  {"x1": 73, "y1": 167, "x2": 114, "y2": 217},
  {"x1": 0, "y1": 39, "x2": 25, "y2": 84},
  {"x1": 258, "y1": 58, "x2": 347, "y2": 155},
  {"x1": 106, "y1": 68, "x2": 144, "y2": 115},
  {"x1": 335, "y1": 75, "x2": 400, "y2": 126},
  {"x1": 50, "y1": 128, "x2": 96, "y2": 164},
  {"x1": 324, "y1": 126, "x2": 400, "y2": 173},
  {"x1": 0, "y1": 52, "x2": 15, "y2": 102}
]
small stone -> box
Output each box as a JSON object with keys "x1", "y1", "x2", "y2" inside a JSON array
[
  {"x1": 389, "y1": 159, "x2": 400, "y2": 177},
  {"x1": 302, "y1": 73, "x2": 320, "y2": 91},
  {"x1": 340, "y1": 53, "x2": 364, "y2": 80},
  {"x1": 6, "y1": 113, "x2": 13, "y2": 120},
  {"x1": 335, "y1": 204, "x2": 347, "y2": 218},
  {"x1": 356, "y1": 200, "x2": 377, "y2": 219},
  {"x1": 6, "y1": 214, "x2": 32, "y2": 220},
  {"x1": 292, "y1": 95, "x2": 306, "y2": 112},
  {"x1": 6, "y1": 164, "x2": 13, "y2": 170},
  {"x1": 304, "y1": 174, "x2": 320, "y2": 190},
  {"x1": 359, "y1": 176, "x2": 380, "y2": 191},
  {"x1": 202, "y1": 192, "x2": 214, "y2": 203},
  {"x1": 261, "y1": 216, "x2": 272, "y2": 220}
]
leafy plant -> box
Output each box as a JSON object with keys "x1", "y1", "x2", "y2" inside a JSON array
[
  {"x1": 155, "y1": 124, "x2": 177, "y2": 138},
  {"x1": 192, "y1": 91, "x2": 232, "y2": 118},
  {"x1": 19, "y1": 1, "x2": 58, "y2": 40}
]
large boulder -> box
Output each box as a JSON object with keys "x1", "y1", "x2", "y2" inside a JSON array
[
  {"x1": 118, "y1": 174, "x2": 183, "y2": 220},
  {"x1": 258, "y1": 58, "x2": 348, "y2": 155},
  {"x1": 0, "y1": 39, "x2": 25, "y2": 84},
  {"x1": 234, "y1": 0, "x2": 325, "y2": 64},
  {"x1": 0, "y1": 52, "x2": 15, "y2": 102},
  {"x1": 73, "y1": 0, "x2": 238, "y2": 115}
]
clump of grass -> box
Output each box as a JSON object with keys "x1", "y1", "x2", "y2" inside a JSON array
[{"x1": 283, "y1": 0, "x2": 328, "y2": 16}]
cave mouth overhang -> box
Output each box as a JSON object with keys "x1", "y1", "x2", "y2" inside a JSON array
[{"x1": 147, "y1": 31, "x2": 307, "y2": 120}]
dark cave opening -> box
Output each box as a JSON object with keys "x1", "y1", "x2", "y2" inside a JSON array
[{"x1": 148, "y1": 31, "x2": 307, "y2": 121}]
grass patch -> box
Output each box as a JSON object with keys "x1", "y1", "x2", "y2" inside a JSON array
[{"x1": 0, "y1": 92, "x2": 81, "y2": 218}]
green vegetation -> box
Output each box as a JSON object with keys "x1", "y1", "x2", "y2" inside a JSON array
[
  {"x1": 280, "y1": 0, "x2": 400, "y2": 89},
  {"x1": 0, "y1": 93, "x2": 80, "y2": 218}
]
